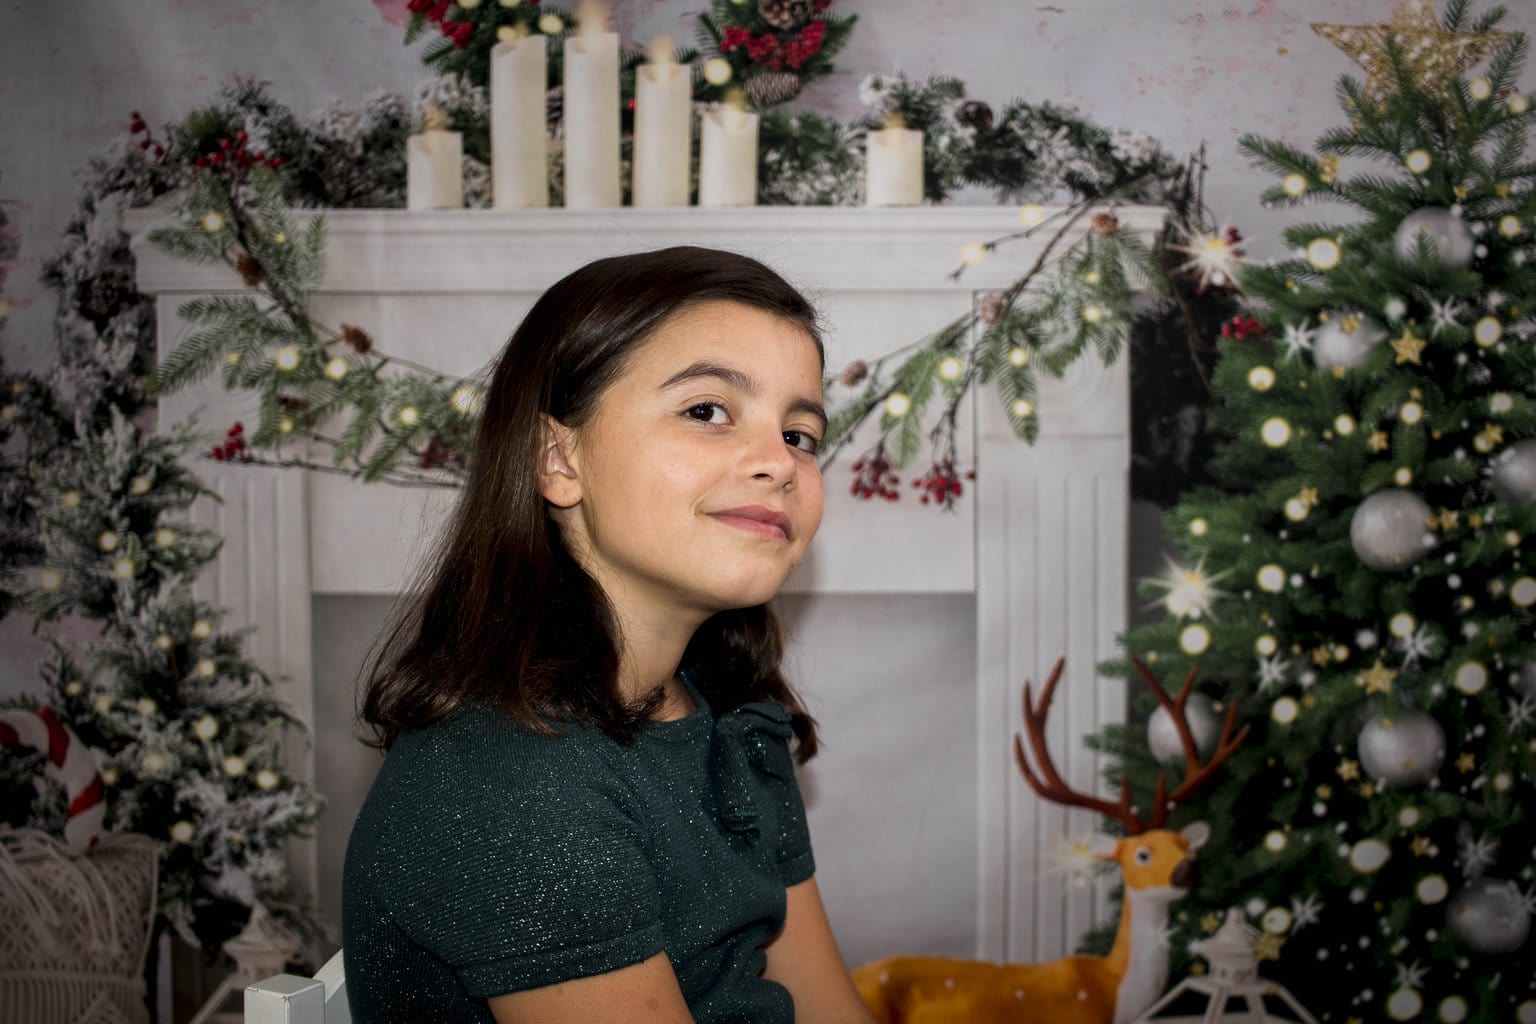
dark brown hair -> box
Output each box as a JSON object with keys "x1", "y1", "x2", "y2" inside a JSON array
[{"x1": 358, "y1": 246, "x2": 824, "y2": 760}]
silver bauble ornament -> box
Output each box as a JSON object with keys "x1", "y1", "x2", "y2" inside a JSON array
[
  {"x1": 1393, "y1": 206, "x2": 1476, "y2": 269},
  {"x1": 1314, "y1": 315, "x2": 1386, "y2": 370},
  {"x1": 1517, "y1": 661, "x2": 1536, "y2": 702},
  {"x1": 1147, "y1": 694, "x2": 1220, "y2": 762},
  {"x1": 1449, "y1": 877, "x2": 1531, "y2": 954},
  {"x1": 1357, "y1": 710, "x2": 1444, "y2": 786},
  {"x1": 1489, "y1": 439, "x2": 1536, "y2": 507},
  {"x1": 1350, "y1": 489, "x2": 1435, "y2": 570}
]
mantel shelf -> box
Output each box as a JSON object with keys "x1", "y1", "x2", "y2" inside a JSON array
[{"x1": 126, "y1": 204, "x2": 1165, "y2": 295}]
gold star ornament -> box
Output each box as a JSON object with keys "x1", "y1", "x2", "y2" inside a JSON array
[
  {"x1": 1314, "y1": 0, "x2": 1513, "y2": 104},
  {"x1": 1391, "y1": 328, "x2": 1426, "y2": 364},
  {"x1": 1356, "y1": 659, "x2": 1398, "y2": 694}
]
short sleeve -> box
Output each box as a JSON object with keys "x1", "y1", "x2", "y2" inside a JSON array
[
  {"x1": 359, "y1": 712, "x2": 665, "y2": 997},
  {"x1": 763, "y1": 734, "x2": 816, "y2": 886}
]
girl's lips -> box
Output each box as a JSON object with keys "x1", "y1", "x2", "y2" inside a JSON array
[{"x1": 709, "y1": 514, "x2": 789, "y2": 541}]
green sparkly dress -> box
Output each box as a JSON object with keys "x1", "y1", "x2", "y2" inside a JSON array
[{"x1": 341, "y1": 673, "x2": 815, "y2": 1023}]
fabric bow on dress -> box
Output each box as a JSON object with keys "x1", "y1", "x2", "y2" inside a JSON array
[{"x1": 708, "y1": 701, "x2": 795, "y2": 847}]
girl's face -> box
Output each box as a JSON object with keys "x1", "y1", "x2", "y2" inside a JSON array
[{"x1": 543, "y1": 300, "x2": 826, "y2": 621}]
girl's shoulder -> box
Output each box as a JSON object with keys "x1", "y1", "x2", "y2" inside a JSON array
[{"x1": 386, "y1": 699, "x2": 617, "y2": 785}]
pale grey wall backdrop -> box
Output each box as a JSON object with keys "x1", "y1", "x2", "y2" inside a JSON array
[{"x1": 3, "y1": 0, "x2": 1533, "y2": 958}]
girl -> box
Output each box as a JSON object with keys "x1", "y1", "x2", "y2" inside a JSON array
[{"x1": 342, "y1": 246, "x2": 874, "y2": 1024}]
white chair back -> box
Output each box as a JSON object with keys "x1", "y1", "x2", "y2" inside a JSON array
[{"x1": 245, "y1": 948, "x2": 350, "y2": 1024}]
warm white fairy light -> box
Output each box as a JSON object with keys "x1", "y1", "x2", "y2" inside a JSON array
[
  {"x1": 155, "y1": 528, "x2": 177, "y2": 547},
  {"x1": 1248, "y1": 366, "x2": 1275, "y2": 391},
  {"x1": 1499, "y1": 215, "x2": 1523, "y2": 238},
  {"x1": 1306, "y1": 237, "x2": 1341, "y2": 270},
  {"x1": 1018, "y1": 204, "x2": 1045, "y2": 226},
  {"x1": 1272, "y1": 697, "x2": 1299, "y2": 725},
  {"x1": 1257, "y1": 564, "x2": 1285, "y2": 593},
  {"x1": 1473, "y1": 316, "x2": 1502, "y2": 347},
  {"x1": 325, "y1": 357, "x2": 349, "y2": 380},
  {"x1": 937, "y1": 356, "x2": 964, "y2": 381},
  {"x1": 884, "y1": 392, "x2": 912, "y2": 417},
  {"x1": 1180, "y1": 623, "x2": 1211, "y2": 655},
  {"x1": 1008, "y1": 347, "x2": 1029, "y2": 367},
  {"x1": 452, "y1": 385, "x2": 482, "y2": 415},
  {"x1": 1282, "y1": 173, "x2": 1308, "y2": 196},
  {"x1": 1404, "y1": 149, "x2": 1432, "y2": 173},
  {"x1": 1149, "y1": 555, "x2": 1228, "y2": 619},
  {"x1": 959, "y1": 242, "x2": 987, "y2": 266},
  {"x1": 702, "y1": 57, "x2": 732, "y2": 84},
  {"x1": 274, "y1": 346, "x2": 301, "y2": 371},
  {"x1": 1010, "y1": 398, "x2": 1034, "y2": 419},
  {"x1": 1454, "y1": 660, "x2": 1487, "y2": 694},
  {"x1": 1169, "y1": 219, "x2": 1245, "y2": 290},
  {"x1": 192, "y1": 619, "x2": 212, "y2": 638},
  {"x1": 1261, "y1": 417, "x2": 1292, "y2": 447}
]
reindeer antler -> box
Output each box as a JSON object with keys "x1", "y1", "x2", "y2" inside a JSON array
[
  {"x1": 1012, "y1": 655, "x2": 1252, "y2": 834},
  {"x1": 1128, "y1": 653, "x2": 1250, "y2": 827},
  {"x1": 1013, "y1": 656, "x2": 1152, "y2": 834}
]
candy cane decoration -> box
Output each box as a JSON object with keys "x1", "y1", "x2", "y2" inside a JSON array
[{"x1": 0, "y1": 706, "x2": 105, "y2": 853}]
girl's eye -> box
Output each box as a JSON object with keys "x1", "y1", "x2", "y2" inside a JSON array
[
  {"x1": 784, "y1": 430, "x2": 821, "y2": 456},
  {"x1": 683, "y1": 402, "x2": 730, "y2": 425}
]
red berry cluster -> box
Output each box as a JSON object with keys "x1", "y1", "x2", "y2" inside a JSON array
[
  {"x1": 1224, "y1": 225, "x2": 1245, "y2": 260},
  {"x1": 210, "y1": 422, "x2": 253, "y2": 463},
  {"x1": 193, "y1": 130, "x2": 284, "y2": 175},
  {"x1": 1219, "y1": 315, "x2": 1264, "y2": 341},
  {"x1": 128, "y1": 111, "x2": 166, "y2": 160},
  {"x1": 721, "y1": 17, "x2": 828, "y2": 72},
  {"x1": 418, "y1": 435, "x2": 466, "y2": 471},
  {"x1": 911, "y1": 459, "x2": 975, "y2": 508},
  {"x1": 850, "y1": 449, "x2": 901, "y2": 501}
]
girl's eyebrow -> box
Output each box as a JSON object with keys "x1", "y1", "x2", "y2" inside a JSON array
[{"x1": 659, "y1": 360, "x2": 828, "y2": 430}]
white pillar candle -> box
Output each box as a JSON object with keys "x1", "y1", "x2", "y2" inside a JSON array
[
  {"x1": 490, "y1": 32, "x2": 549, "y2": 209},
  {"x1": 698, "y1": 101, "x2": 758, "y2": 207},
  {"x1": 561, "y1": 19, "x2": 621, "y2": 207},
  {"x1": 406, "y1": 106, "x2": 464, "y2": 210},
  {"x1": 865, "y1": 124, "x2": 924, "y2": 206},
  {"x1": 632, "y1": 37, "x2": 691, "y2": 207}
]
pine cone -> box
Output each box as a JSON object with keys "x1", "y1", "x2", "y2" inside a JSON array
[
  {"x1": 838, "y1": 360, "x2": 868, "y2": 387},
  {"x1": 340, "y1": 323, "x2": 374, "y2": 354},
  {"x1": 758, "y1": 0, "x2": 811, "y2": 30},
  {"x1": 1091, "y1": 212, "x2": 1120, "y2": 237},
  {"x1": 954, "y1": 101, "x2": 994, "y2": 133},
  {"x1": 235, "y1": 252, "x2": 263, "y2": 288},
  {"x1": 744, "y1": 71, "x2": 802, "y2": 108}
]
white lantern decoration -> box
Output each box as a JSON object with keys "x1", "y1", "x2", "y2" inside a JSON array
[
  {"x1": 187, "y1": 903, "x2": 302, "y2": 1021},
  {"x1": 1132, "y1": 908, "x2": 1320, "y2": 1023},
  {"x1": 1350, "y1": 489, "x2": 1434, "y2": 571},
  {"x1": 1392, "y1": 207, "x2": 1476, "y2": 269}
]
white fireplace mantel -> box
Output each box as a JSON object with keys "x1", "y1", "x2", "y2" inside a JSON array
[{"x1": 130, "y1": 204, "x2": 1160, "y2": 965}]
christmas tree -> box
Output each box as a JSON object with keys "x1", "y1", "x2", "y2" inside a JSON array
[
  {"x1": 0, "y1": 108, "x2": 324, "y2": 960},
  {"x1": 1091, "y1": 2, "x2": 1535, "y2": 1020}
]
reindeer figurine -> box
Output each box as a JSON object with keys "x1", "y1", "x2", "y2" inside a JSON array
[{"x1": 852, "y1": 655, "x2": 1251, "y2": 1024}]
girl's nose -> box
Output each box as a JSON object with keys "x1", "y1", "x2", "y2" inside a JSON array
[{"x1": 745, "y1": 422, "x2": 797, "y2": 485}]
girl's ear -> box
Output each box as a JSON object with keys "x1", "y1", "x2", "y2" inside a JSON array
[{"x1": 538, "y1": 415, "x2": 582, "y2": 508}]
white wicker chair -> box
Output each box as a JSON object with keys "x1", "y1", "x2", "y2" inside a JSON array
[{"x1": 244, "y1": 949, "x2": 350, "y2": 1024}]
